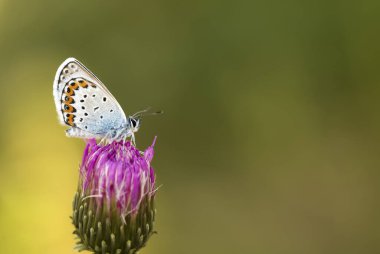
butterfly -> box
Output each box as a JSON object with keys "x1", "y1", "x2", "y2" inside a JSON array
[{"x1": 53, "y1": 57, "x2": 143, "y2": 144}]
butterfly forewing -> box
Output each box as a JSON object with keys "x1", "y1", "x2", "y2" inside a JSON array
[{"x1": 53, "y1": 58, "x2": 127, "y2": 136}]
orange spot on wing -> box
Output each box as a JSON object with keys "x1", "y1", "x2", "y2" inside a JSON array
[
  {"x1": 64, "y1": 96, "x2": 74, "y2": 104},
  {"x1": 70, "y1": 82, "x2": 79, "y2": 90},
  {"x1": 78, "y1": 79, "x2": 88, "y2": 88},
  {"x1": 63, "y1": 103, "x2": 76, "y2": 113},
  {"x1": 65, "y1": 114, "x2": 75, "y2": 126},
  {"x1": 65, "y1": 87, "x2": 74, "y2": 96}
]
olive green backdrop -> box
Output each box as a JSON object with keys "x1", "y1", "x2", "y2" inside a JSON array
[{"x1": 0, "y1": 0, "x2": 379, "y2": 253}]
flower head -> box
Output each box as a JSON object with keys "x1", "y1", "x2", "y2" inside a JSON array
[{"x1": 72, "y1": 138, "x2": 157, "y2": 253}]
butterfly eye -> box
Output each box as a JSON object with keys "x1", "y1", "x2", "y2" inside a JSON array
[{"x1": 131, "y1": 119, "x2": 136, "y2": 127}]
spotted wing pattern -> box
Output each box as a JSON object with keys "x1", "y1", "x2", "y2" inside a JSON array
[{"x1": 53, "y1": 58, "x2": 127, "y2": 136}]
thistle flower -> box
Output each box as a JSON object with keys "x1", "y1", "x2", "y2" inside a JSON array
[{"x1": 72, "y1": 138, "x2": 157, "y2": 254}]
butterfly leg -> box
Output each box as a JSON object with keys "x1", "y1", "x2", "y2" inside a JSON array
[
  {"x1": 99, "y1": 134, "x2": 106, "y2": 145},
  {"x1": 131, "y1": 133, "x2": 136, "y2": 147},
  {"x1": 99, "y1": 132, "x2": 111, "y2": 145},
  {"x1": 121, "y1": 133, "x2": 128, "y2": 153}
]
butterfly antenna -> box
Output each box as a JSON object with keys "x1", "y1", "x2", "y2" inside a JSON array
[
  {"x1": 132, "y1": 107, "x2": 151, "y2": 118},
  {"x1": 142, "y1": 110, "x2": 163, "y2": 117},
  {"x1": 133, "y1": 107, "x2": 163, "y2": 118}
]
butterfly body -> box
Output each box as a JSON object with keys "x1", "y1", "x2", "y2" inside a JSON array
[{"x1": 53, "y1": 58, "x2": 141, "y2": 142}]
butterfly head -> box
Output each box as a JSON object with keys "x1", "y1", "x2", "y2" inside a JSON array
[
  {"x1": 128, "y1": 108, "x2": 163, "y2": 134},
  {"x1": 128, "y1": 116, "x2": 141, "y2": 133}
]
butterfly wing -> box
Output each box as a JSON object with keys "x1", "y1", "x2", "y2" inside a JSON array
[{"x1": 53, "y1": 58, "x2": 127, "y2": 136}]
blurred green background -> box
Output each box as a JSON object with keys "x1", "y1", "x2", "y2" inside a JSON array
[{"x1": 0, "y1": 0, "x2": 380, "y2": 253}]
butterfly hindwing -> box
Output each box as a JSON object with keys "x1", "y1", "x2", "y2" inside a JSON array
[{"x1": 53, "y1": 58, "x2": 127, "y2": 136}]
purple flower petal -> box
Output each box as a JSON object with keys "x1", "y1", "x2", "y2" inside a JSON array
[{"x1": 79, "y1": 139, "x2": 156, "y2": 215}]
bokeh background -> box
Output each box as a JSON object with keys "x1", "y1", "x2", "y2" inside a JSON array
[{"x1": 0, "y1": 0, "x2": 380, "y2": 253}]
